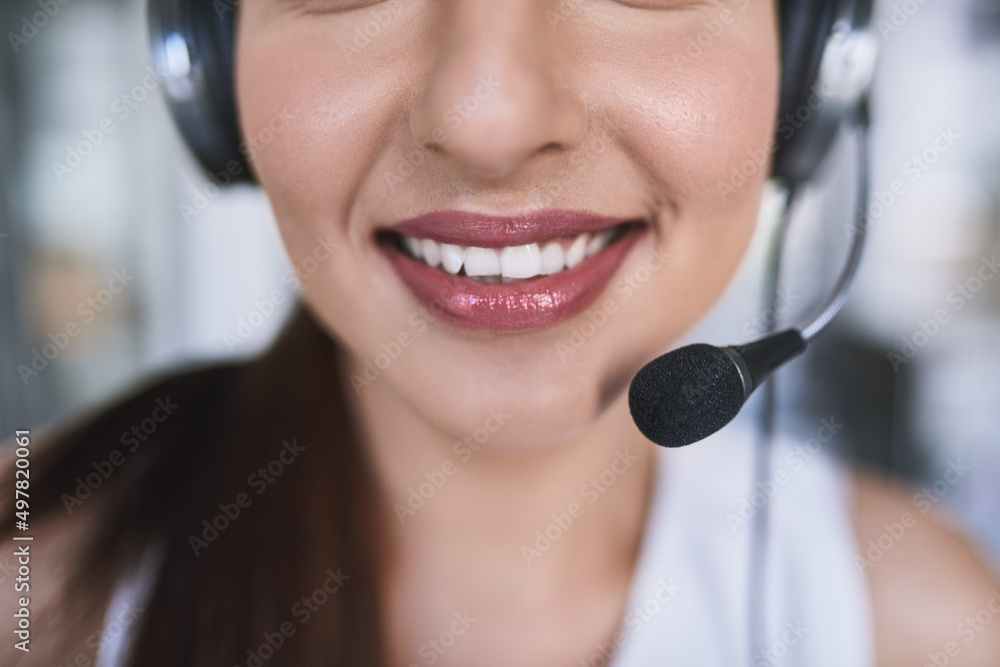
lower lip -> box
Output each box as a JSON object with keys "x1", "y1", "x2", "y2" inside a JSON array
[{"x1": 382, "y1": 229, "x2": 645, "y2": 332}]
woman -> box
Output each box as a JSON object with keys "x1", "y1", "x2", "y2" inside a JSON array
[{"x1": 3, "y1": 1, "x2": 999, "y2": 665}]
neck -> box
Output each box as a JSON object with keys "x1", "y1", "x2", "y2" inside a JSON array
[{"x1": 346, "y1": 358, "x2": 657, "y2": 583}]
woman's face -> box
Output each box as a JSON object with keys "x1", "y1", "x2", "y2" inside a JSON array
[{"x1": 235, "y1": 0, "x2": 779, "y2": 447}]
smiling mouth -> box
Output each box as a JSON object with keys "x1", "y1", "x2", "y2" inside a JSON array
[
  {"x1": 375, "y1": 209, "x2": 650, "y2": 332},
  {"x1": 377, "y1": 221, "x2": 644, "y2": 284}
]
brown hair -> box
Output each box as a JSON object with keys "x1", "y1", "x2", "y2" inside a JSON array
[{"x1": 2, "y1": 306, "x2": 386, "y2": 665}]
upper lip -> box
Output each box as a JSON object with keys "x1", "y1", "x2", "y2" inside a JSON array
[{"x1": 383, "y1": 209, "x2": 641, "y2": 248}]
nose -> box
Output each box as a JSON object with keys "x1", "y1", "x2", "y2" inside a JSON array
[{"x1": 409, "y1": 0, "x2": 587, "y2": 180}]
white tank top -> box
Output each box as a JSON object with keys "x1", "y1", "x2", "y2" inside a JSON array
[
  {"x1": 609, "y1": 424, "x2": 873, "y2": 667},
  {"x1": 97, "y1": 425, "x2": 873, "y2": 666}
]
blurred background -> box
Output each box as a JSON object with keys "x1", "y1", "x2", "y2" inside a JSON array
[{"x1": 0, "y1": 0, "x2": 998, "y2": 573}]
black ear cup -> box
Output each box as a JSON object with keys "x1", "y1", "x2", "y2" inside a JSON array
[
  {"x1": 773, "y1": 0, "x2": 876, "y2": 184},
  {"x1": 774, "y1": 0, "x2": 841, "y2": 182},
  {"x1": 148, "y1": 0, "x2": 873, "y2": 188},
  {"x1": 149, "y1": 0, "x2": 249, "y2": 182}
]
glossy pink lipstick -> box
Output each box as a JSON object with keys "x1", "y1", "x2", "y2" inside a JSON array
[{"x1": 378, "y1": 210, "x2": 647, "y2": 332}]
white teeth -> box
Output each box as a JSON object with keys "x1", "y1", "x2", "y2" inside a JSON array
[
  {"x1": 540, "y1": 242, "x2": 565, "y2": 275},
  {"x1": 421, "y1": 239, "x2": 442, "y2": 267},
  {"x1": 404, "y1": 236, "x2": 423, "y2": 260},
  {"x1": 440, "y1": 244, "x2": 465, "y2": 275},
  {"x1": 464, "y1": 247, "x2": 501, "y2": 277},
  {"x1": 566, "y1": 234, "x2": 589, "y2": 269},
  {"x1": 500, "y1": 243, "x2": 542, "y2": 279},
  {"x1": 586, "y1": 230, "x2": 612, "y2": 258},
  {"x1": 400, "y1": 227, "x2": 623, "y2": 281}
]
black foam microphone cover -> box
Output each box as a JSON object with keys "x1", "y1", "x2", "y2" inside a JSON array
[{"x1": 629, "y1": 330, "x2": 806, "y2": 448}]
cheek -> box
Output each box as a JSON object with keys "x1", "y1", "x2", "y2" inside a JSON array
[
  {"x1": 597, "y1": 16, "x2": 780, "y2": 211},
  {"x1": 236, "y1": 44, "x2": 393, "y2": 227},
  {"x1": 235, "y1": 9, "x2": 432, "y2": 243},
  {"x1": 235, "y1": 16, "x2": 428, "y2": 342},
  {"x1": 566, "y1": 11, "x2": 780, "y2": 366},
  {"x1": 643, "y1": 19, "x2": 778, "y2": 262}
]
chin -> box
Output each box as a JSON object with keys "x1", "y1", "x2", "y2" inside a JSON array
[{"x1": 387, "y1": 365, "x2": 620, "y2": 451}]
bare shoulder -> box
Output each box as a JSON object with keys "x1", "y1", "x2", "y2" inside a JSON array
[
  {"x1": 851, "y1": 467, "x2": 1000, "y2": 667},
  {"x1": 0, "y1": 439, "x2": 112, "y2": 665}
]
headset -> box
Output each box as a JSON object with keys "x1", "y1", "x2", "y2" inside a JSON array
[
  {"x1": 147, "y1": 0, "x2": 878, "y2": 663},
  {"x1": 148, "y1": 0, "x2": 874, "y2": 188}
]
